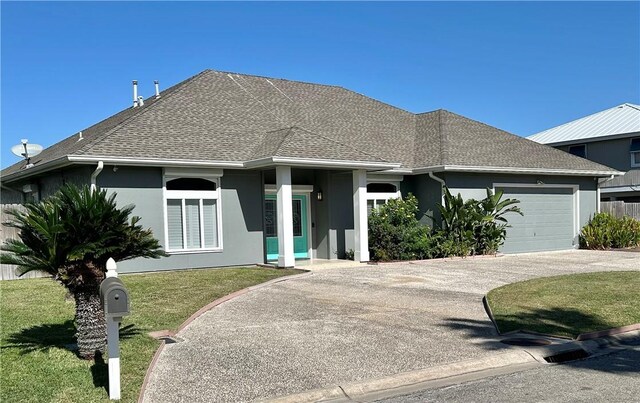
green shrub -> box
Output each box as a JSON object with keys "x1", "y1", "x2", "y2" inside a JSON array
[
  {"x1": 367, "y1": 188, "x2": 522, "y2": 262},
  {"x1": 580, "y1": 213, "x2": 640, "y2": 249},
  {"x1": 368, "y1": 194, "x2": 434, "y2": 261},
  {"x1": 438, "y1": 187, "x2": 522, "y2": 256}
]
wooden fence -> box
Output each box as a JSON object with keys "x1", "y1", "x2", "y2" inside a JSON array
[
  {"x1": 601, "y1": 201, "x2": 640, "y2": 220},
  {"x1": 1, "y1": 204, "x2": 48, "y2": 280}
]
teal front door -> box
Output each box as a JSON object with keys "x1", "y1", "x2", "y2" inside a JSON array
[{"x1": 265, "y1": 194, "x2": 309, "y2": 261}]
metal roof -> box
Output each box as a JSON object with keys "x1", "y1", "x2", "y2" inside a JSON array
[{"x1": 528, "y1": 103, "x2": 640, "y2": 145}]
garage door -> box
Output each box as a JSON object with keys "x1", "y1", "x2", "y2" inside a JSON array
[{"x1": 497, "y1": 186, "x2": 575, "y2": 254}]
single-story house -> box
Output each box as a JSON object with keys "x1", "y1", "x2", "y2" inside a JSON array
[
  {"x1": 0, "y1": 70, "x2": 621, "y2": 271},
  {"x1": 528, "y1": 103, "x2": 640, "y2": 202}
]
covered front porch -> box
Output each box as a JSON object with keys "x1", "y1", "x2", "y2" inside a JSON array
[{"x1": 261, "y1": 166, "x2": 402, "y2": 267}]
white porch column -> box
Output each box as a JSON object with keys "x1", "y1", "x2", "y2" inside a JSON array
[
  {"x1": 353, "y1": 169, "x2": 369, "y2": 262},
  {"x1": 276, "y1": 166, "x2": 295, "y2": 267}
]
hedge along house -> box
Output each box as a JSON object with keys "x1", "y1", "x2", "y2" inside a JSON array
[{"x1": 1, "y1": 70, "x2": 621, "y2": 272}]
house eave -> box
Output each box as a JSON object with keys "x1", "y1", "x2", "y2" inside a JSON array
[
  {"x1": 244, "y1": 156, "x2": 402, "y2": 170},
  {"x1": 600, "y1": 185, "x2": 640, "y2": 194},
  {"x1": 67, "y1": 155, "x2": 246, "y2": 168},
  {"x1": 1, "y1": 156, "x2": 72, "y2": 184},
  {"x1": 412, "y1": 165, "x2": 623, "y2": 177},
  {"x1": 532, "y1": 131, "x2": 640, "y2": 147}
]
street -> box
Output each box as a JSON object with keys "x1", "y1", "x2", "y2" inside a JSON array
[{"x1": 378, "y1": 346, "x2": 640, "y2": 402}]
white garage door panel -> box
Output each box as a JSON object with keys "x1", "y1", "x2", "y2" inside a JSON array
[{"x1": 498, "y1": 187, "x2": 575, "y2": 254}]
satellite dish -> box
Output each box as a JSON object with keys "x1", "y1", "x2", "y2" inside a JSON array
[{"x1": 11, "y1": 139, "x2": 43, "y2": 168}]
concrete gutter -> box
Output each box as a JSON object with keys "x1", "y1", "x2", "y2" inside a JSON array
[
  {"x1": 265, "y1": 329, "x2": 640, "y2": 403},
  {"x1": 264, "y1": 350, "x2": 539, "y2": 403}
]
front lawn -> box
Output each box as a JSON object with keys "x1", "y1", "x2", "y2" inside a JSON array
[
  {"x1": 486, "y1": 271, "x2": 640, "y2": 338},
  {"x1": 0, "y1": 267, "x2": 300, "y2": 403}
]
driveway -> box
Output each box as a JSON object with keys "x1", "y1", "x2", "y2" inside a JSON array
[{"x1": 142, "y1": 250, "x2": 640, "y2": 403}]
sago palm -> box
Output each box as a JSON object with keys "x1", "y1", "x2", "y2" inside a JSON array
[{"x1": 1, "y1": 184, "x2": 166, "y2": 359}]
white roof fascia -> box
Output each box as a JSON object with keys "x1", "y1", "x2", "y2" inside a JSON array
[
  {"x1": 67, "y1": 155, "x2": 245, "y2": 168},
  {"x1": 411, "y1": 165, "x2": 623, "y2": 177},
  {"x1": 1, "y1": 156, "x2": 72, "y2": 183},
  {"x1": 244, "y1": 156, "x2": 401, "y2": 170},
  {"x1": 538, "y1": 131, "x2": 640, "y2": 147},
  {"x1": 600, "y1": 186, "x2": 640, "y2": 193}
]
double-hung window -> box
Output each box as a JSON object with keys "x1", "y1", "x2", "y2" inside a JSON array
[
  {"x1": 164, "y1": 175, "x2": 222, "y2": 252},
  {"x1": 631, "y1": 138, "x2": 640, "y2": 168}
]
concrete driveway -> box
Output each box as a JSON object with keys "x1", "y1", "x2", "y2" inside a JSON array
[{"x1": 142, "y1": 250, "x2": 639, "y2": 403}]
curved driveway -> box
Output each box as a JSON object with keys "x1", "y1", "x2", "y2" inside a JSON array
[{"x1": 142, "y1": 250, "x2": 639, "y2": 403}]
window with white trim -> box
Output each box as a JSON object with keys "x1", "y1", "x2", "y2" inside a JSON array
[
  {"x1": 164, "y1": 177, "x2": 221, "y2": 252},
  {"x1": 366, "y1": 183, "x2": 401, "y2": 214},
  {"x1": 631, "y1": 138, "x2": 640, "y2": 168}
]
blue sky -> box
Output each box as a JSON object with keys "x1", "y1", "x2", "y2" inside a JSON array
[{"x1": 2, "y1": 1, "x2": 639, "y2": 168}]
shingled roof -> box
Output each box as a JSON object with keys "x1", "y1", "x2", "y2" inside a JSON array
[{"x1": 2, "y1": 69, "x2": 619, "y2": 180}]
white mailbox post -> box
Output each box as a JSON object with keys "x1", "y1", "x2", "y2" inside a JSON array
[{"x1": 100, "y1": 258, "x2": 130, "y2": 400}]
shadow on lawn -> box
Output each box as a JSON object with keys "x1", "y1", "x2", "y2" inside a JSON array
[
  {"x1": 2, "y1": 320, "x2": 140, "y2": 356},
  {"x1": 492, "y1": 307, "x2": 615, "y2": 338},
  {"x1": 440, "y1": 308, "x2": 640, "y2": 374}
]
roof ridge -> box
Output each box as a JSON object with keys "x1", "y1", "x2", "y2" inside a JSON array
[
  {"x1": 207, "y1": 69, "x2": 343, "y2": 90},
  {"x1": 624, "y1": 103, "x2": 640, "y2": 112},
  {"x1": 77, "y1": 70, "x2": 210, "y2": 155},
  {"x1": 271, "y1": 127, "x2": 295, "y2": 156},
  {"x1": 336, "y1": 86, "x2": 416, "y2": 116},
  {"x1": 438, "y1": 110, "x2": 447, "y2": 165}
]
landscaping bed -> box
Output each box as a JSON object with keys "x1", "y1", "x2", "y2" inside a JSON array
[
  {"x1": 486, "y1": 271, "x2": 640, "y2": 339},
  {"x1": 0, "y1": 267, "x2": 300, "y2": 403}
]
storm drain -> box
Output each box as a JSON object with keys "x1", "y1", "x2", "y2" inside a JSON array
[
  {"x1": 501, "y1": 337, "x2": 553, "y2": 347},
  {"x1": 543, "y1": 349, "x2": 590, "y2": 363},
  {"x1": 159, "y1": 336, "x2": 181, "y2": 344}
]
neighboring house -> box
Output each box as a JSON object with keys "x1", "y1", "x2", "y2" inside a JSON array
[
  {"x1": 0, "y1": 70, "x2": 620, "y2": 272},
  {"x1": 529, "y1": 103, "x2": 640, "y2": 202}
]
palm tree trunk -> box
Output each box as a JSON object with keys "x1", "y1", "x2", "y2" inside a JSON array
[{"x1": 74, "y1": 287, "x2": 107, "y2": 359}]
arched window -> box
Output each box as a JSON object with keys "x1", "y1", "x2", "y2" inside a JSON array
[
  {"x1": 367, "y1": 183, "x2": 397, "y2": 193},
  {"x1": 166, "y1": 178, "x2": 217, "y2": 191},
  {"x1": 366, "y1": 182, "x2": 401, "y2": 214},
  {"x1": 164, "y1": 175, "x2": 221, "y2": 252}
]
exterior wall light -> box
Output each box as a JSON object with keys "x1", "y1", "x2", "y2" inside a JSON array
[{"x1": 317, "y1": 190, "x2": 323, "y2": 201}]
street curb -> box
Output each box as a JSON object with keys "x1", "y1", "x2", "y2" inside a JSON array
[
  {"x1": 265, "y1": 350, "x2": 537, "y2": 403},
  {"x1": 576, "y1": 323, "x2": 640, "y2": 341},
  {"x1": 137, "y1": 269, "x2": 312, "y2": 403},
  {"x1": 266, "y1": 328, "x2": 640, "y2": 403}
]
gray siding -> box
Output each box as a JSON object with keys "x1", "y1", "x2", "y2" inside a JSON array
[
  {"x1": 328, "y1": 171, "x2": 354, "y2": 259},
  {"x1": 557, "y1": 134, "x2": 639, "y2": 172},
  {"x1": 401, "y1": 174, "x2": 442, "y2": 228},
  {"x1": 98, "y1": 167, "x2": 264, "y2": 273}
]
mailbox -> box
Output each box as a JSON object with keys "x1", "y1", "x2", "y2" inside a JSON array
[{"x1": 100, "y1": 277, "x2": 130, "y2": 318}]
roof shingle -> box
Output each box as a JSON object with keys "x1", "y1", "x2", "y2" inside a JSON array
[{"x1": 2, "y1": 69, "x2": 619, "y2": 179}]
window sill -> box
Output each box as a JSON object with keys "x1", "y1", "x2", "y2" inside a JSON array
[{"x1": 166, "y1": 248, "x2": 223, "y2": 255}]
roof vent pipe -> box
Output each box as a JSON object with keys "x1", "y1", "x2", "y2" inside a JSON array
[
  {"x1": 154, "y1": 80, "x2": 160, "y2": 98},
  {"x1": 132, "y1": 80, "x2": 139, "y2": 107},
  {"x1": 138, "y1": 96, "x2": 144, "y2": 107}
]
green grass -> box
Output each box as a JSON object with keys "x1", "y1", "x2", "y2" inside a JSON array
[
  {"x1": 487, "y1": 271, "x2": 640, "y2": 338},
  {"x1": 0, "y1": 267, "x2": 300, "y2": 403}
]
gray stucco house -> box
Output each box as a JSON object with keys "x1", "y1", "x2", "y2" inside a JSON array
[
  {"x1": 1, "y1": 70, "x2": 620, "y2": 272},
  {"x1": 529, "y1": 103, "x2": 640, "y2": 202}
]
